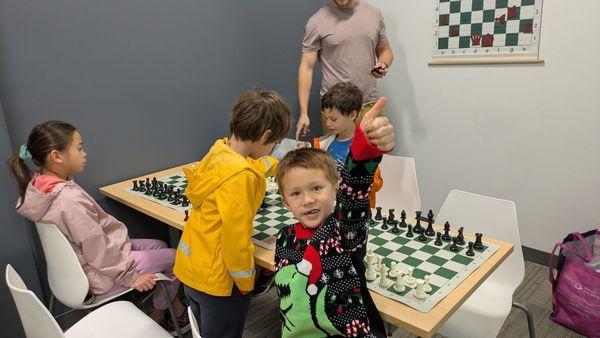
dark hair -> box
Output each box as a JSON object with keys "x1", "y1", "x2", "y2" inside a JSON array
[
  {"x1": 276, "y1": 147, "x2": 338, "y2": 195},
  {"x1": 230, "y1": 89, "x2": 292, "y2": 144},
  {"x1": 8, "y1": 121, "x2": 77, "y2": 201},
  {"x1": 321, "y1": 82, "x2": 363, "y2": 117}
]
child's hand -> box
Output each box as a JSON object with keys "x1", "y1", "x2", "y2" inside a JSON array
[
  {"x1": 360, "y1": 97, "x2": 394, "y2": 152},
  {"x1": 132, "y1": 274, "x2": 157, "y2": 292}
]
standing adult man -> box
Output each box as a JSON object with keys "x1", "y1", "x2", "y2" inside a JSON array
[{"x1": 296, "y1": 0, "x2": 394, "y2": 139}]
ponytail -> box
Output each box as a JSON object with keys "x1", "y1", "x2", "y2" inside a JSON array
[{"x1": 8, "y1": 154, "x2": 32, "y2": 201}]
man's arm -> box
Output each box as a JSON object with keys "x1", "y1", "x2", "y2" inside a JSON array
[
  {"x1": 296, "y1": 52, "x2": 318, "y2": 140},
  {"x1": 371, "y1": 42, "x2": 394, "y2": 79}
]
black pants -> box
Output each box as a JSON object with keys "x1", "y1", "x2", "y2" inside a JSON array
[
  {"x1": 352, "y1": 245, "x2": 387, "y2": 338},
  {"x1": 184, "y1": 284, "x2": 251, "y2": 338}
]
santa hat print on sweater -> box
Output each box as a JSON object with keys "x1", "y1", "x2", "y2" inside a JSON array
[{"x1": 296, "y1": 245, "x2": 322, "y2": 296}]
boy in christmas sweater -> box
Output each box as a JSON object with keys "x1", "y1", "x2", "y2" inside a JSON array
[{"x1": 274, "y1": 98, "x2": 394, "y2": 337}]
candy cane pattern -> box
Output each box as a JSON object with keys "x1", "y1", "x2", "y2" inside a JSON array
[
  {"x1": 345, "y1": 319, "x2": 370, "y2": 337},
  {"x1": 274, "y1": 258, "x2": 289, "y2": 271}
]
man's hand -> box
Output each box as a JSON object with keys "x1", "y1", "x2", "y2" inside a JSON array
[
  {"x1": 360, "y1": 97, "x2": 394, "y2": 152},
  {"x1": 296, "y1": 114, "x2": 310, "y2": 140},
  {"x1": 370, "y1": 61, "x2": 389, "y2": 79}
]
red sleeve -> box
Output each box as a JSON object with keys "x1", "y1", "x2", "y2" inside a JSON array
[{"x1": 350, "y1": 124, "x2": 389, "y2": 161}]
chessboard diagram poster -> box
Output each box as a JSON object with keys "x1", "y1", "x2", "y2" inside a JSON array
[{"x1": 430, "y1": 0, "x2": 544, "y2": 64}]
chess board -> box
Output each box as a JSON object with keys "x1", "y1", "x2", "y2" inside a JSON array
[
  {"x1": 125, "y1": 173, "x2": 190, "y2": 212},
  {"x1": 366, "y1": 218, "x2": 499, "y2": 313},
  {"x1": 252, "y1": 192, "x2": 297, "y2": 250},
  {"x1": 433, "y1": 0, "x2": 543, "y2": 57}
]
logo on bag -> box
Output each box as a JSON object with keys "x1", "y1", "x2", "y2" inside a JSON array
[{"x1": 574, "y1": 283, "x2": 583, "y2": 290}]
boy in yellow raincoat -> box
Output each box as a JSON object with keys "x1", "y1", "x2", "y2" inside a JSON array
[{"x1": 174, "y1": 89, "x2": 291, "y2": 338}]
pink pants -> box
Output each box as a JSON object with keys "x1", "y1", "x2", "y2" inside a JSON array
[{"x1": 97, "y1": 239, "x2": 180, "y2": 310}]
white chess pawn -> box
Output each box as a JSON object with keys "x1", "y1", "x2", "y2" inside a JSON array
[
  {"x1": 365, "y1": 261, "x2": 377, "y2": 282},
  {"x1": 423, "y1": 275, "x2": 432, "y2": 293},
  {"x1": 414, "y1": 279, "x2": 427, "y2": 299},
  {"x1": 405, "y1": 267, "x2": 416, "y2": 287},
  {"x1": 378, "y1": 264, "x2": 391, "y2": 288},
  {"x1": 365, "y1": 249, "x2": 375, "y2": 265},
  {"x1": 375, "y1": 256, "x2": 383, "y2": 273},
  {"x1": 393, "y1": 271, "x2": 405, "y2": 293},
  {"x1": 389, "y1": 262, "x2": 398, "y2": 278}
]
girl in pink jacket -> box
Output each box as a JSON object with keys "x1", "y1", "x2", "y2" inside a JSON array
[{"x1": 9, "y1": 121, "x2": 189, "y2": 334}]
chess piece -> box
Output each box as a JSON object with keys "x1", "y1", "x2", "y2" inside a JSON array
[
  {"x1": 173, "y1": 194, "x2": 181, "y2": 205},
  {"x1": 418, "y1": 231, "x2": 427, "y2": 242},
  {"x1": 405, "y1": 224, "x2": 414, "y2": 237},
  {"x1": 132, "y1": 180, "x2": 139, "y2": 191},
  {"x1": 184, "y1": 210, "x2": 189, "y2": 222},
  {"x1": 414, "y1": 279, "x2": 426, "y2": 299},
  {"x1": 423, "y1": 275, "x2": 432, "y2": 293},
  {"x1": 474, "y1": 233, "x2": 484, "y2": 250},
  {"x1": 146, "y1": 177, "x2": 151, "y2": 187},
  {"x1": 456, "y1": 227, "x2": 465, "y2": 245},
  {"x1": 391, "y1": 220, "x2": 400, "y2": 233},
  {"x1": 182, "y1": 196, "x2": 190, "y2": 207},
  {"x1": 167, "y1": 192, "x2": 174, "y2": 202},
  {"x1": 138, "y1": 180, "x2": 146, "y2": 192},
  {"x1": 375, "y1": 256, "x2": 383, "y2": 273},
  {"x1": 466, "y1": 241, "x2": 475, "y2": 256},
  {"x1": 425, "y1": 220, "x2": 435, "y2": 237},
  {"x1": 389, "y1": 262, "x2": 398, "y2": 278},
  {"x1": 414, "y1": 211, "x2": 423, "y2": 234},
  {"x1": 450, "y1": 237, "x2": 459, "y2": 252},
  {"x1": 399, "y1": 210, "x2": 407, "y2": 228},
  {"x1": 369, "y1": 210, "x2": 376, "y2": 225},
  {"x1": 381, "y1": 217, "x2": 389, "y2": 230},
  {"x1": 393, "y1": 272, "x2": 406, "y2": 293},
  {"x1": 144, "y1": 186, "x2": 153, "y2": 196},
  {"x1": 442, "y1": 221, "x2": 451, "y2": 241},
  {"x1": 387, "y1": 209, "x2": 396, "y2": 225},
  {"x1": 365, "y1": 251, "x2": 377, "y2": 281},
  {"x1": 434, "y1": 232, "x2": 443, "y2": 246},
  {"x1": 427, "y1": 209, "x2": 434, "y2": 223},
  {"x1": 405, "y1": 267, "x2": 416, "y2": 286},
  {"x1": 375, "y1": 207, "x2": 383, "y2": 220},
  {"x1": 378, "y1": 264, "x2": 391, "y2": 288}
]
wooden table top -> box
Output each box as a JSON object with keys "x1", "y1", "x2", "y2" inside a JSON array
[{"x1": 100, "y1": 162, "x2": 514, "y2": 338}]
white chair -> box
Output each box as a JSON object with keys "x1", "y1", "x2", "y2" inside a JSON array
[
  {"x1": 6, "y1": 264, "x2": 171, "y2": 338},
  {"x1": 376, "y1": 155, "x2": 421, "y2": 217},
  {"x1": 435, "y1": 190, "x2": 534, "y2": 338},
  {"x1": 35, "y1": 222, "x2": 184, "y2": 337},
  {"x1": 188, "y1": 306, "x2": 202, "y2": 338}
]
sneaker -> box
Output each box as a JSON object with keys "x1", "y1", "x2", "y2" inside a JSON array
[
  {"x1": 251, "y1": 270, "x2": 275, "y2": 297},
  {"x1": 160, "y1": 312, "x2": 191, "y2": 336}
]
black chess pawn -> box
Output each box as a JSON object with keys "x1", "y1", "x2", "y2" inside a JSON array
[
  {"x1": 158, "y1": 192, "x2": 168, "y2": 200},
  {"x1": 405, "y1": 224, "x2": 413, "y2": 237},
  {"x1": 466, "y1": 241, "x2": 475, "y2": 256},
  {"x1": 144, "y1": 186, "x2": 153, "y2": 195},
  {"x1": 173, "y1": 195, "x2": 181, "y2": 205},
  {"x1": 391, "y1": 219, "x2": 400, "y2": 234},
  {"x1": 456, "y1": 227, "x2": 465, "y2": 245},
  {"x1": 381, "y1": 217, "x2": 389, "y2": 230},
  {"x1": 375, "y1": 207, "x2": 383, "y2": 220},
  {"x1": 442, "y1": 221, "x2": 452, "y2": 241},
  {"x1": 139, "y1": 180, "x2": 146, "y2": 192},
  {"x1": 418, "y1": 231, "x2": 427, "y2": 242},
  {"x1": 414, "y1": 211, "x2": 423, "y2": 234},
  {"x1": 450, "y1": 237, "x2": 459, "y2": 252},
  {"x1": 132, "y1": 180, "x2": 139, "y2": 191},
  {"x1": 181, "y1": 196, "x2": 190, "y2": 208},
  {"x1": 184, "y1": 210, "x2": 189, "y2": 222},
  {"x1": 434, "y1": 232, "x2": 443, "y2": 246},
  {"x1": 167, "y1": 192, "x2": 175, "y2": 202},
  {"x1": 399, "y1": 210, "x2": 407, "y2": 228},
  {"x1": 387, "y1": 209, "x2": 397, "y2": 225},
  {"x1": 474, "y1": 233, "x2": 484, "y2": 250}
]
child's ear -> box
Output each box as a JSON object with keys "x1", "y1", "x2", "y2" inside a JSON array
[
  {"x1": 281, "y1": 194, "x2": 290, "y2": 209},
  {"x1": 48, "y1": 150, "x2": 64, "y2": 164},
  {"x1": 351, "y1": 110, "x2": 358, "y2": 121},
  {"x1": 260, "y1": 130, "x2": 273, "y2": 145}
]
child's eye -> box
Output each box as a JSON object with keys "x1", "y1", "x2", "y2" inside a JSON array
[
  {"x1": 312, "y1": 186, "x2": 322, "y2": 192},
  {"x1": 290, "y1": 191, "x2": 300, "y2": 197}
]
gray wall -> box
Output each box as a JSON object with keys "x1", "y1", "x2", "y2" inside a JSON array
[{"x1": 0, "y1": 0, "x2": 325, "y2": 335}]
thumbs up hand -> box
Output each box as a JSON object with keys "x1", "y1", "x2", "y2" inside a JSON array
[{"x1": 359, "y1": 97, "x2": 394, "y2": 152}]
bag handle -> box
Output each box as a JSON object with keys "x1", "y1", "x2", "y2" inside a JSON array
[
  {"x1": 548, "y1": 232, "x2": 594, "y2": 285},
  {"x1": 548, "y1": 242, "x2": 561, "y2": 285},
  {"x1": 569, "y1": 232, "x2": 593, "y2": 262}
]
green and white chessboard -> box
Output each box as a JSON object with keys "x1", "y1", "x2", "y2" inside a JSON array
[
  {"x1": 252, "y1": 192, "x2": 297, "y2": 250},
  {"x1": 433, "y1": 0, "x2": 543, "y2": 57},
  {"x1": 125, "y1": 172, "x2": 190, "y2": 212},
  {"x1": 365, "y1": 219, "x2": 499, "y2": 312}
]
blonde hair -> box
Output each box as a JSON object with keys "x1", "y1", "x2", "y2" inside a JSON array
[{"x1": 276, "y1": 148, "x2": 338, "y2": 194}]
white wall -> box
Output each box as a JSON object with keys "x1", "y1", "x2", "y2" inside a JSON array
[{"x1": 369, "y1": 0, "x2": 600, "y2": 252}]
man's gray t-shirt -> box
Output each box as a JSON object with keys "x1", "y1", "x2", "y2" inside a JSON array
[{"x1": 303, "y1": 1, "x2": 388, "y2": 105}]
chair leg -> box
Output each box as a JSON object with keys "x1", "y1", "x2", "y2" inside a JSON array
[
  {"x1": 512, "y1": 302, "x2": 535, "y2": 338},
  {"x1": 159, "y1": 281, "x2": 183, "y2": 338},
  {"x1": 386, "y1": 322, "x2": 395, "y2": 337},
  {"x1": 49, "y1": 293, "x2": 55, "y2": 315}
]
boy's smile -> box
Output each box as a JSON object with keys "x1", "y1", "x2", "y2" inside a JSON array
[{"x1": 280, "y1": 167, "x2": 338, "y2": 228}]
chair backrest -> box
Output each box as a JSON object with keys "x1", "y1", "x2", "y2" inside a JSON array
[
  {"x1": 35, "y1": 222, "x2": 89, "y2": 309},
  {"x1": 188, "y1": 307, "x2": 201, "y2": 338},
  {"x1": 5, "y1": 264, "x2": 65, "y2": 338},
  {"x1": 377, "y1": 155, "x2": 422, "y2": 217},
  {"x1": 436, "y1": 190, "x2": 525, "y2": 290}
]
